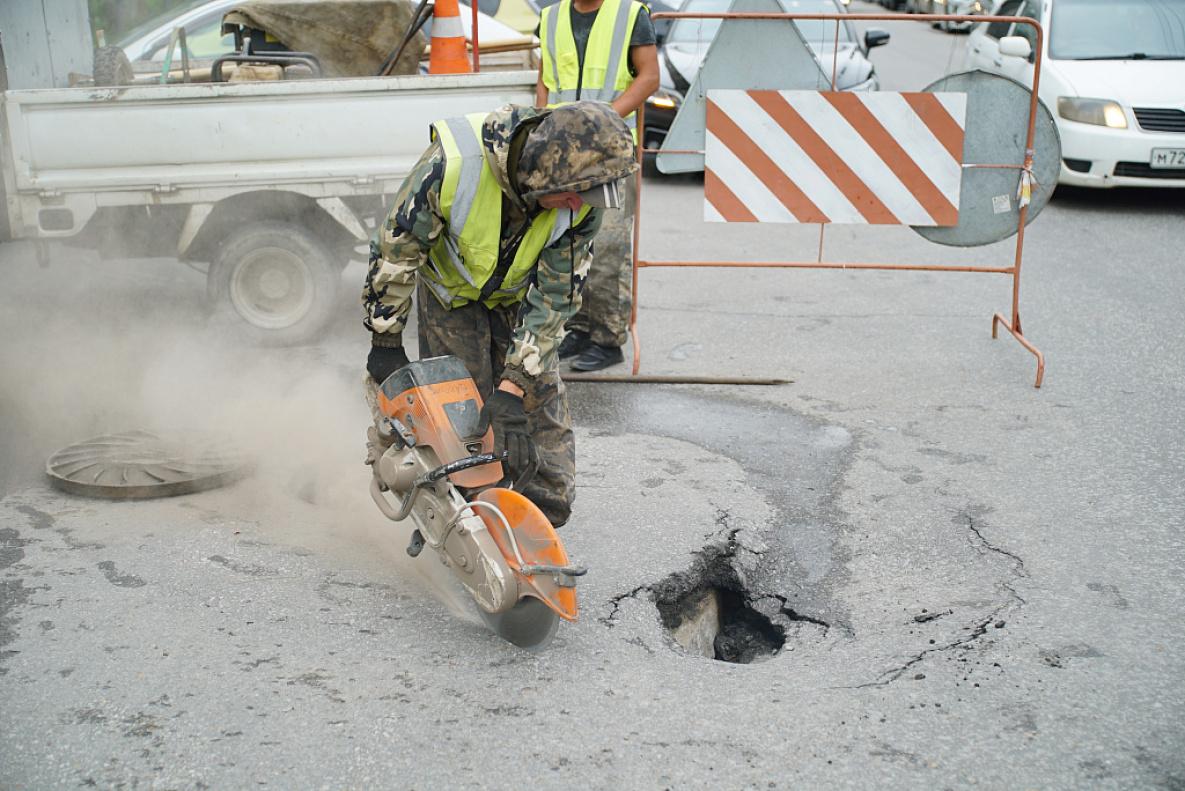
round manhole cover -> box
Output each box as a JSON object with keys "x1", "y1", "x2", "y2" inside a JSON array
[{"x1": 46, "y1": 430, "x2": 251, "y2": 499}]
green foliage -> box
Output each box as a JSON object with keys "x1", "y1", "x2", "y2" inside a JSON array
[{"x1": 87, "y1": 0, "x2": 111, "y2": 37}]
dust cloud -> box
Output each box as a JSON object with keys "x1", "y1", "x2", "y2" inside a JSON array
[{"x1": 0, "y1": 241, "x2": 474, "y2": 618}]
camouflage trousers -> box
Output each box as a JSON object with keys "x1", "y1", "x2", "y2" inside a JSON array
[
  {"x1": 566, "y1": 172, "x2": 636, "y2": 348},
  {"x1": 416, "y1": 279, "x2": 576, "y2": 527}
]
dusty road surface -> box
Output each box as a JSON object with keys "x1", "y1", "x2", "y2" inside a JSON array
[
  {"x1": 2, "y1": 13, "x2": 1184, "y2": 785},
  {"x1": 3, "y1": 171, "x2": 1183, "y2": 789}
]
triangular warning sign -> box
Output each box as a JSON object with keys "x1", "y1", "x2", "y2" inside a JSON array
[{"x1": 657, "y1": 0, "x2": 834, "y2": 174}]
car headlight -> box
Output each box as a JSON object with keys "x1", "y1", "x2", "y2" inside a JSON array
[
  {"x1": 1057, "y1": 97, "x2": 1127, "y2": 129},
  {"x1": 647, "y1": 89, "x2": 681, "y2": 110}
]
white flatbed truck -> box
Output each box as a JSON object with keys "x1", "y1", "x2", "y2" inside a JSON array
[{"x1": 0, "y1": 68, "x2": 536, "y2": 341}]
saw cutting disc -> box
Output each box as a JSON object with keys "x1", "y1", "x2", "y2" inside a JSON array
[
  {"x1": 478, "y1": 596, "x2": 561, "y2": 653},
  {"x1": 46, "y1": 429, "x2": 250, "y2": 499}
]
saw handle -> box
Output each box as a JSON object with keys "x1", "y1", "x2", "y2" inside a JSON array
[
  {"x1": 506, "y1": 452, "x2": 539, "y2": 493},
  {"x1": 418, "y1": 452, "x2": 501, "y2": 484},
  {"x1": 370, "y1": 477, "x2": 415, "y2": 522},
  {"x1": 419, "y1": 452, "x2": 539, "y2": 493},
  {"x1": 371, "y1": 452, "x2": 540, "y2": 524}
]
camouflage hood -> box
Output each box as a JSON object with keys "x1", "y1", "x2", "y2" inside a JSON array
[
  {"x1": 478, "y1": 104, "x2": 547, "y2": 212},
  {"x1": 480, "y1": 102, "x2": 638, "y2": 210}
]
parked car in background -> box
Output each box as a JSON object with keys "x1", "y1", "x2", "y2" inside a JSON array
[
  {"x1": 643, "y1": 0, "x2": 890, "y2": 151},
  {"x1": 964, "y1": 0, "x2": 1185, "y2": 188},
  {"x1": 115, "y1": 0, "x2": 237, "y2": 65},
  {"x1": 906, "y1": 0, "x2": 986, "y2": 31},
  {"x1": 646, "y1": 0, "x2": 682, "y2": 43}
]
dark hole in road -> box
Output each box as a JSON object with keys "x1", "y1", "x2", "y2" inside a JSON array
[{"x1": 652, "y1": 546, "x2": 785, "y2": 664}]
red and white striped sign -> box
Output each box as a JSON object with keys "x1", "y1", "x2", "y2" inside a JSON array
[{"x1": 704, "y1": 89, "x2": 967, "y2": 226}]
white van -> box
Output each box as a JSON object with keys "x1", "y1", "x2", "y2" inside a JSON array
[{"x1": 964, "y1": 0, "x2": 1185, "y2": 188}]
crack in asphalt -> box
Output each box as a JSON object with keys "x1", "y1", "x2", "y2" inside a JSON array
[
  {"x1": 599, "y1": 519, "x2": 744, "y2": 630},
  {"x1": 599, "y1": 585, "x2": 648, "y2": 628},
  {"x1": 769, "y1": 593, "x2": 831, "y2": 630},
  {"x1": 851, "y1": 508, "x2": 1026, "y2": 688},
  {"x1": 854, "y1": 607, "x2": 1012, "y2": 689}
]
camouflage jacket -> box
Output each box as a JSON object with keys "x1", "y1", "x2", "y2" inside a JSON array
[{"x1": 362, "y1": 104, "x2": 603, "y2": 389}]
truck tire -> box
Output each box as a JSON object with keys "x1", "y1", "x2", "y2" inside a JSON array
[
  {"x1": 208, "y1": 222, "x2": 340, "y2": 345},
  {"x1": 93, "y1": 46, "x2": 134, "y2": 87}
]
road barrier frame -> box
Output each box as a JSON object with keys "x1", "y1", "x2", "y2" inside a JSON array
[{"x1": 584, "y1": 11, "x2": 1049, "y2": 387}]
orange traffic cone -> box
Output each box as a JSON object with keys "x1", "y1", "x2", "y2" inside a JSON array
[{"x1": 429, "y1": 0, "x2": 472, "y2": 74}]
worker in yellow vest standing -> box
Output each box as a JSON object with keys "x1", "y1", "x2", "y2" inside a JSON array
[{"x1": 537, "y1": 0, "x2": 660, "y2": 371}]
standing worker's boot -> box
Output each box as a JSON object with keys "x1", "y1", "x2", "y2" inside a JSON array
[
  {"x1": 571, "y1": 343, "x2": 624, "y2": 371},
  {"x1": 557, "y1": 330, "x2": 591, "y2": 360}
]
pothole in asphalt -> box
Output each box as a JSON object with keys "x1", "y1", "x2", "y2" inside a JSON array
[{"x1": 650, "y1": 543, "x2": 813, "y2": 664}]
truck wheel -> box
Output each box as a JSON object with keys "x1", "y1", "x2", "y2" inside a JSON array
[
  {"x1": 93, "y1": 46, "x2": 134, "y2": 87},
  {"x1": 208, "y1": 223, "x2": 340, "y2": 345}
]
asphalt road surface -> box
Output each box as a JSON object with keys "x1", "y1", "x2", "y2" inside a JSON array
[{"x1": 2, "y1": 9, "x2": 1184, "y2": 789}]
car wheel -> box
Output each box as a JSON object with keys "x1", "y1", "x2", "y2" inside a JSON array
[{"x1": 208, "y1": 222, "x2": 340, "y2": 345}]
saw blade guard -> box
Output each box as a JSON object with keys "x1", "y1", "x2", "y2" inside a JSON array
[
  {"x1": 377, "y1": 356, "x2": 501, "y2": 489},
  {"x1": 472, "y1": 488, "x2": 581, "y2": 622}
]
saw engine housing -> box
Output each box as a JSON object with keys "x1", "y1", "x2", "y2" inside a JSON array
[{"x1": 368, "y1": 356, "x2": 581, "y2": 636}]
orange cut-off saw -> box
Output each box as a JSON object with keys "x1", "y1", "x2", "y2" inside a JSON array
[{"x1": 367, "y1": 355, "x2": 585, "y2": 651}]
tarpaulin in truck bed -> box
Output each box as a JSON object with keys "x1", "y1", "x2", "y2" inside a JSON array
[{"x1": 222, "y1": 0, "x2": 427, "y2": 78}]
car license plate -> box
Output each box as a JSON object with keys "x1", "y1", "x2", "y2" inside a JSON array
[{"x1": 1150, "y1": 148, "x2": 1185, "y2": 169}]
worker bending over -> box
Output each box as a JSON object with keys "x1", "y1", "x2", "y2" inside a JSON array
[{"x1": 363, "y1": 101, "x2": 637, "y2": 527}]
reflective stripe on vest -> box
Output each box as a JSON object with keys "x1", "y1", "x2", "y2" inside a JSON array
[
  {"x1": 540, "y1": 0, "x2": 641, "y2": 135},
  {"x1": 424, "y1": 113, "x2": 592, "y2": 310}
]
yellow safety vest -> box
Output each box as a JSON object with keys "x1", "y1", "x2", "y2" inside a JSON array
[
  {"x1": 424, "y1": 113, "x2": 593, "y2": 309},
  {"x1": 539, "y1": 0, "x2": 643, "y2": 140}
]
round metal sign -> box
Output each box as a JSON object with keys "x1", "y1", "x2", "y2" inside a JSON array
[
  {"x1": 913, "y1": 70, "x2": 1061, "y2": 247},
  {"x1": 46, "y1": 430, "x2": 250, "y2": 499}
]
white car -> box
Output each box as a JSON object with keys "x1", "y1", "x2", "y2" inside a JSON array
[
  {"x1": 964, "y1": 0, "x2": 1185, "y2": 188},
  {"x1": 115, "y1": 0, "x2": 239, "y2": 65}
]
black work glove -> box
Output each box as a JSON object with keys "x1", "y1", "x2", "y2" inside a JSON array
[
  {"x1": 477, "y1": 389, "x2": 537, "y2": 481},
  {"x1": 367, "y1": 344, "x2": 410, "y2": 384}
]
